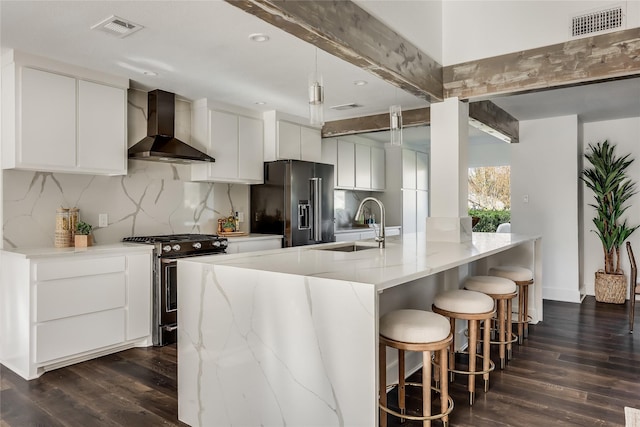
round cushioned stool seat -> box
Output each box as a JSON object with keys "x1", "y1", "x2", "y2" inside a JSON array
[
  {"x1": 488, "y1": 266, "x2": 533, "y2": 282},
  {"x1": 434, "y1": 289, "x2": 494, "y2": 314},
  {"x1": 380, "y1": 309, "x2": 450, "y2": 344},
  {"x1": 464, "y1": 275, "x2": 517, "y2": 294}
]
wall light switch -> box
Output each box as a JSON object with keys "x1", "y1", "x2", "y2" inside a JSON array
[
  {"x1": 99, "y1": 213, "x2": 108, "y2": 227},
  {"x1": 238, "y1": 212, "x2": 245, "y2": 222},
  {"x1": 523, "y1": 195, "x2": 529, "y2": 203}
]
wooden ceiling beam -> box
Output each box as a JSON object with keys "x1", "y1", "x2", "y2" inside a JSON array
[
  {"x1": 444, "y1": 27, "x2": 640, "y2": 100},
  {"x1": 322, "y1": 108, "x2": 430, "y2": 138},
  {"x1": 226, "y1": 0, "x2": 443, "y2": 102},
  {"x1": 322, "y1": 101, "x2": 518, "y2": 144}
]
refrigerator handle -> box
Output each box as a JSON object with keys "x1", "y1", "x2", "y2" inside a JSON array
[{"x1": 311, "y1": 177, "x2": 322, "y2": 242}]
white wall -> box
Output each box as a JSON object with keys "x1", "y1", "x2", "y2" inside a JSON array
[
  {"x1": 511, "y1": 115, "x2": 581, "y2": 303},
  {"x1": 581, "y1": 117, "x2": 640, "y2": 296},
  {"x1": 468, "y1": 142, "x2": 510, "y2": 168},
  {"x1": 442, "y1": 0, "x2": 640, "y2": 65}
]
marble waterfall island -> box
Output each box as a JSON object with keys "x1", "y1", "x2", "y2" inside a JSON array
[{"x1": 177, "y1": 233, "x2": 541, "y2": 426}]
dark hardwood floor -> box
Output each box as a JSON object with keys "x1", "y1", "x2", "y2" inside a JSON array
[{"x1": 1, "y1": 297, "x2": 638, "y2": 426}]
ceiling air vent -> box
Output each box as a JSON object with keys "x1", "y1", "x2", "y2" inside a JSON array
[
  {"x1": 91, "y1": 15, "x2": 143, "y2": 38},
  {"x1": 571, "y1": 6, "x2": 623, "y2": 37},
  {"x1": 330, "y1": 103, "x2": 363, "y2": 111}
]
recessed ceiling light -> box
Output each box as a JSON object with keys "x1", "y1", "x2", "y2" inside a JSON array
[
  {"x1": 354, "y1": 80, "x2": 368, "y2": 86},
  {"x1": 249, "y1": 33, "x2": 269, "y2": 43},
  {"x1": 143, "y1": 71, "x2": 158, "y2": 76},
  {"x1": 255, "y1": 101, "x2": 266, "y2": 105}
]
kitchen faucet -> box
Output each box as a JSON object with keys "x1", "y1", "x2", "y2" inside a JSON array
[{"x1": 355, "y1": 197, "x2": 386, "y2": 248}]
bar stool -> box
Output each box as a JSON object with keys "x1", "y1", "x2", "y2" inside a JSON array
[
  {"x1": 489, "y1": 266, "x2": 534, "y2": 344},
  {"x1": 432, "y1": 290, "x2": 495, "y2": 405},
  {"x1": 464, "y1": 276, "x2": 518, "y2": 369},
  {"x1": 379, "y1": 309, "x2": 454, "y2": 427}
]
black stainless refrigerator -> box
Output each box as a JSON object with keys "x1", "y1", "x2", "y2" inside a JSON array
[{"x1": 251, "y1": 160, "x2": 334, "y2": 247}]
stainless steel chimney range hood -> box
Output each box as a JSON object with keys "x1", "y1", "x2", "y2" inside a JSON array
[{"x1": 128, "y1": 89, "x2": 215, "y2": 164}]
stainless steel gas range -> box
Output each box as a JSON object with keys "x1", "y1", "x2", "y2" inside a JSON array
[{"x1": 122, "y1": 234, "x2": 228, "y2": 346}]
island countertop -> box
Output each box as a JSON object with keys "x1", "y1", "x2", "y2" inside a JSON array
[{"x1": 183, "y1": 232, "x2": 538, "y2": 291}]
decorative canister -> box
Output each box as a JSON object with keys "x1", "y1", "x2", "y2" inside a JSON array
[
  {"x1": 69, "y1": 207, "x2": 79, "y2": 246},
  {"x1": 55, "y1": 207, "x2": 71, "y2": 248}
]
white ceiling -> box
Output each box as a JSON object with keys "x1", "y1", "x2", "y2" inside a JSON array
[
  {"x1": 0, "y1": 0, "x2": 427, "y2": 123},
  {"x1": 1, "y1": 1, "x2": 638, "y2": 144}
]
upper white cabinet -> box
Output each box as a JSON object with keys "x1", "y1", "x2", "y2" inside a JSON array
[
  {"x1": 263, "y1": 111, "x2": 322, "y2": 162},
  {"x1": 190, "y1": 99, "x2": 264, "y2": 184},
  {"x1": 321, "y1": 137, "x2": 385, "y2": 191},
  {"x1": 370, "y1": 146, "x2": 386, "y2": 191},
  {"x1": 2, "y1": 51, "x2": 128, "y2": 175},
  {"x1": 337, "y1": 140, "x2": 356, "y2": 188}
]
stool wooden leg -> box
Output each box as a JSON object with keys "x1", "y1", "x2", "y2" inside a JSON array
[
  {"x1": 422, "y1": 350, "x2": 432, "y2": 427},
  {"x1": 468, "y1": 319, "x2": 477, "y2": 405},
  {"x1": 449, "y1": 318, "x2": 456, "y2": 383},
  {"x1": 440, "y1": 347, "x2": 449, "y2": 427},
  {"x1": 523, "y1": 285, "x2": 530, "y2": 339},
  {"x1": 483, "y1": 316, "x2": 491, "y2": 392},
  {"x1": 497, "y1": 299, "x2": 506, "y2": 369},
  {"x1": 379, "y1": 342, "x2": 387, "y2": 427},
  {"x1": 507, "y1": 297, "x2": 513, "y2": 360},
  {"x1": 399, "y1": 349, "x2": 406, "y2": 422},
  {"x1": 518, "y1": 286, "x2": 525, "y2": 344}
]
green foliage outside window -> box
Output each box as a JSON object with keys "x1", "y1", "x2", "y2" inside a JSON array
[{"x1": 469, "y1": 209, "x2": 511, "y2": 232}]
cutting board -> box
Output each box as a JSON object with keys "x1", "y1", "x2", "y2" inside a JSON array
[{"x1": 218, "y1": 231, "x2": 249, "y2": 237}]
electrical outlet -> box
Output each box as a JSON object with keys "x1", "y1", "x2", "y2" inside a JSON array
[
  {"x1": 238, "y1": 212, "x2": 245, "y2": 222},
  {"x1": 99, "y1": 213, "x2": 108, "y2": 227}
]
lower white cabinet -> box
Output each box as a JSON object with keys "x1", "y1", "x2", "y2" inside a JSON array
[
  {"x1": 226, "y1": 236, "x2": 283, "y2": 254},
  {"x1": 334, "y1": 226, "x2": 401, "y2": 242},
  {"x1": 0, "y1": 248, "x2": 152, "y2": 380}
]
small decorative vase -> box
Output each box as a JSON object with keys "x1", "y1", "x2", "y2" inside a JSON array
[{"x1": 74, "y1": 235, "x2": 92, "y2": 248}]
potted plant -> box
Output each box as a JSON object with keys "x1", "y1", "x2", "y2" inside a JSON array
[
  {"x1": 75, "y1": 221, "x2": 93, "y2": 247},
  {"x1": 582, "y1": 140, "x2": 639, "y2": 303}
]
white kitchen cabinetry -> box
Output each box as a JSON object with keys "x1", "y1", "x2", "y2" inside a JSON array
[
  {"x1": 225, "y1": 236, "x2": 283, "y2": 254},
  {"x1": 371, "y1": 146, "x2": 386, "y2": 191},
  {"x1": 2, "y1": 51, "x2": 128, "y2": 175},
  {"x1": 0, "y1": 247, "x2": 152, "y2": 380},
  {"x1": 191, "y1": 100, "x2": 264, "y2": 184},
  {"x1": 337, "y1": 140, "x2": 356, "y2": 188},
  {"x1": 263, "y1": 111, "x2": 322, "y2": 162},
  {"x1": 334, "y1": 226, "x2": 401, "y2": 242},
  {"x1": 355, "y1": 143, "x2": 371, "y2": 189},
  {"x1": 381, "y1": 146, "x2": 429, "y2": 236},
  {"x1": 321, "y1": 137, "x2": 384, "y2": 191}
]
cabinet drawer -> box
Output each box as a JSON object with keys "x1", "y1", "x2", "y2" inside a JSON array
[
  {"x1": 36, "y1": 272, "x2": 126, "y2": 322},
  {"x1": 35, "y1": 309, "x2": 125, "y2": 363},
  {"x1": 35, "y1": 256, "x2": 125, "y2": 281}
]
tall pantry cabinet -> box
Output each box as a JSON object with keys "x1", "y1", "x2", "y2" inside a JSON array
[{"x1": 381, "y1": 146, "x2": 429, "y2": 234}]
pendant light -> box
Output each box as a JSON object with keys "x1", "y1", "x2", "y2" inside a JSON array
[
  {"x1": 389, "y1": 104, "x2": 403, "y2": 146},
  {"x1": 309, "y1": 48, "x2": 324, "y2": 126}
]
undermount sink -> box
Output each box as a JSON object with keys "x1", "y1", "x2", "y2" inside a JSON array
[{"x1": 317, "y1": 243, "x2": 379, "y2": 252}]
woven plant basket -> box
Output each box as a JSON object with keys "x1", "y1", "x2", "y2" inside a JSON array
[{"x1": 594, "y1": 271, "x2": 626, "y2": 304}]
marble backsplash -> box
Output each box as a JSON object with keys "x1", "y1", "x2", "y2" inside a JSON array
[
  {"x1": 2, "y1": 162, "x2": 249, "y2": 248},
  {"x1": 334, "y1": 189, "x2": 377, "y2": 229}
]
